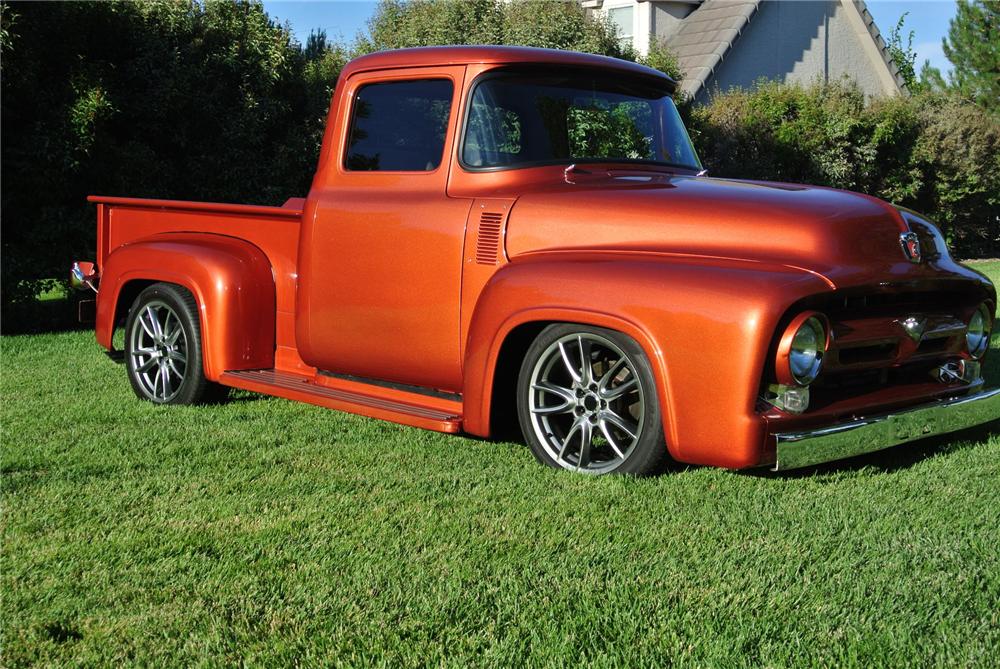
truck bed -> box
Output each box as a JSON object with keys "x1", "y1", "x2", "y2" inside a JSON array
[{"x1": 88, "y1": 194, "x2": 306, "y2": 371}]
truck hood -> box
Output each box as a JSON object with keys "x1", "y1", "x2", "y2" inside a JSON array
[{"x1": 504, "y1": 173, "x2": 980, "y2": 290}]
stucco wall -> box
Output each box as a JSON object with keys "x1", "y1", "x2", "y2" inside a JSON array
[{"x1": 700, "y1": 0, "x2": 892, "y2": 101}]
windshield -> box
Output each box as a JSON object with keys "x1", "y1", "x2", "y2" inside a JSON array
[{"x1": 462, "y1": 71, "x2": 701, "y2": 171}]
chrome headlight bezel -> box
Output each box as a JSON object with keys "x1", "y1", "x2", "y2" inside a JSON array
[
  {"x1": 966, "y1": 304, "x2": 993, "y2": 360},
  {"x1": 777, "y1": 312, "x2": 830, "y2": 387}
]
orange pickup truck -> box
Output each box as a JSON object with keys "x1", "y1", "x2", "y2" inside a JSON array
[{"x1": 73, "y1": 46, "x2": 998, "y2": 475}]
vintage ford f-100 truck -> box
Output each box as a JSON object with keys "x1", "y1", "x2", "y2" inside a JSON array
[{"x1": 73, "y1": 46, "x2": 998, "y2": 475}]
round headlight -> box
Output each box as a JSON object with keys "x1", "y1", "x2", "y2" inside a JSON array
[
  {"x1": 966, "y1": 304, "x2": 992, "y2": 360},
  {"x1": 777, "y1": 313, "x2": 829, "y2": 386}
]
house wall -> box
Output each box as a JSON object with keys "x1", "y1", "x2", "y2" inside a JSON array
[{"x1": 699, "y1": 0, "x2": 896, "y2": 101}]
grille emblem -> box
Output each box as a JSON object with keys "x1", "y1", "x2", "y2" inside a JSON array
[
  {"x1": 899, "y1": 232, "x2": 922, "y2": 263},
  {"x1": 898, "y1": 316, "x2": 927, "y2": 342}
]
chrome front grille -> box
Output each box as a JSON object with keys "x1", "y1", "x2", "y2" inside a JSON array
[
  {"x1": 828, "y1": 312, "x2": 968, "y2": 372},
  {"x1": 805, "y1": 289, "x2": 981, "y2": 408}
]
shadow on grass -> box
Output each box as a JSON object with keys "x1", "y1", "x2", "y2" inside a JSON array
[
  {"x1": 1, "y1": 297, "x2": 89, "y2": 335},
  {"x1": 212, "y1": 384, "x2": 1000, "y2": 479}
]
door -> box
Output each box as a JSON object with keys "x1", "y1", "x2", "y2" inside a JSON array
[{"x1": 297, "y1": 67, "x2": 471, "y2": 392}]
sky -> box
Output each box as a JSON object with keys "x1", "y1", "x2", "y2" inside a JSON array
[{"x1": 261, "y1": 0, "x2": 958, "y2": 76}]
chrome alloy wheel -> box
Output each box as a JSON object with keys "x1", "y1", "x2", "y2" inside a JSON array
[
  {"x1": 527, "y1": 333, "x2": 646, "y2": 474},
  {"x1": 129, "y1": 300, "x2": 189, "y2": 402}
]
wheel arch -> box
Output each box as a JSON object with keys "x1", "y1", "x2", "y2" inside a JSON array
[
  {"x1": 95, "y1": 233, "x2": 276, "y2": 379},
  {"x1": 461, "y1": 252, "x2": 835, "y2": 468},
  {"x1": 464, "y1": 307, "x2": 679, "y2": 459},
  {"x1": 113, "y1": 279, "x2": 158, "y2": 331},
  {"x1": 484, "y1": 320, "x2": 550, "y2": 442}
]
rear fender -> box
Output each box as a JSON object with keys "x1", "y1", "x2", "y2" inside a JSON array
[
  {"x1": 96, "y1": 233, "x2": 276, "y2": 380},
  {"x1": 462, "y1": 252, "x2": 833, "y2": 468}
]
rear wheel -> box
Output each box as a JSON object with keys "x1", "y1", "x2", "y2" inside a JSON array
[
  {"x1": 517, "y1": 324, "x2": 668, "y2": 476},
  {"x1": 124, "y1": 283, "x2": 219, "y2": 405}
]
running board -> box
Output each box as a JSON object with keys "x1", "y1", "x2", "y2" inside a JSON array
[{"x1": 219, "y1": 369, "x2": 462, "y2": 433}]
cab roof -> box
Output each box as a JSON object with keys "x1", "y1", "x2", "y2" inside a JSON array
[{"x1": 341, "y1": 45, "x2": 676, "y2": 88}]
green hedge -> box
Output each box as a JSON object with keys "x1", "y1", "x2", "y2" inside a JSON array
[
  {"x1": 0, "y1": 0, "x2": 339, "y2": 312},
  {"x1": 687, "y1": 80, "x2": 1000, "y2": 259},
  {"x1": 2, "y1": 2, "x2": 998, "y2": 329}
]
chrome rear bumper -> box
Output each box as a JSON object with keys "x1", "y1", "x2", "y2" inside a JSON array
[{"x1": 773, "y1": 388, "x2": 1000, "y2": 471}]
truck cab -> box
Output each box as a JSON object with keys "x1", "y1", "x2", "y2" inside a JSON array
[{"x1": 78, "y1": 46, "x2": 998, "y2": 475}]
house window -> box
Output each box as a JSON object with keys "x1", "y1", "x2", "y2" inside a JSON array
[
  {"x1": 607, "y1": 5, "x2": 634, "y2": 46},
  {"x1": 345, "y1": 79, "x2": 453, "y2": 171}
]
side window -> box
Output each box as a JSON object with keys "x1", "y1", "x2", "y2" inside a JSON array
[{"x1": 345, "y1": 79, "x2": 453, "y2": 172}]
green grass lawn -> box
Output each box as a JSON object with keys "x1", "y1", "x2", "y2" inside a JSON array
[{"x1": 3, "y1": 263, "x2": 1000, "y2": 667}]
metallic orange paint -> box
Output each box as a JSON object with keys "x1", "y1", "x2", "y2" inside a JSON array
[
  {"x1": 88, "y1": 196, "x2": 302, "y2": 377},
  {"x1": 220, "y1": 369, "x2": 462, "y2": 433},
  {"x1": 95, "y1": 232, "x2": 276, "y2": 379},
  {"x1": 460, "y1": 252, "x2": 834, "y2": 468},
  {"x1": 81, "y1": 46, "x2": 997, "y2": 469},
  {"x1": 298, "y1": 65, "x2": 471, "y2": 392}
]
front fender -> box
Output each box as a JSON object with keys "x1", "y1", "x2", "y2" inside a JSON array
[
  {"x1": 96, "y1": 233, "x2": 276, "y2": 380},
  {"x1": 462, "y1": 251, "x2": 833, "y2": 468}
]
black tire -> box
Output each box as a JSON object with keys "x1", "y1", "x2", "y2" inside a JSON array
[
  {"x1": 124, "y1": 283, "x2": 224, "y2": 405},
  {"x1": 516, "y1": 324, "x2": 669, "y2": 476}
]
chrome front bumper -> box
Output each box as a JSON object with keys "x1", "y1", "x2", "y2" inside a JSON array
[{"x1": 773, "y1": 388, "x2": 1000, "y2": 471}]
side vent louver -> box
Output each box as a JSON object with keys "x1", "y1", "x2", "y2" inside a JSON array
[{"x1": 475, "y1": 212, "x2": 504, "y2": 265}]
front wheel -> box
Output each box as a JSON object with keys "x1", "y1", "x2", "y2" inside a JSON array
[
  {"x1": 124, "y1": 283, "x2": 219, "y2": 405},
  {"x1": 517, "y1": 324, "x2": 668, "y2": 476}
]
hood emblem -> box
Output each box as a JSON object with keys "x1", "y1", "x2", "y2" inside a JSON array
[
  {"x1": 899, "y1": 232, "x2": 922, "y2": 263},
  {"x1": 898, "y1": 316, "x2": 927, "y2": 342}
]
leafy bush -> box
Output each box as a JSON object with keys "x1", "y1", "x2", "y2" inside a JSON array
[
  {"x1": 358, "y1": 0, "x2": 633, "y2": 60},
  {"x1": 640, "y1": 38, "x2": 682, "y2": 82},
  {"x1": 0, "y1": 0, "x2": 343, "y2": 310},
  {"x1": 689, "y1": 80, "x2": 1000, "y2": 258},
  {"x1": 359, "y1": 0, "x2": 505, "y2": 52}
]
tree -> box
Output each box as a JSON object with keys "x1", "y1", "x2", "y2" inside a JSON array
[
  {"x1": 918, "y1": 61, "x2": 948, "y2": 93},
  {"x1": 0, "y1": 2, "x2": 16, "y2": 56},
  {"x1": 302, "y1": 29, "x2": 349, "y2": 148},
  {"x1": 357, "y1": 0, "x2": 633, "y2": 61},
  {"x1": 502, "y1": 0, "x2": 632, "y2": 59},
  {"x1": 0, "y1": 0, "x2": 334, "y2": 311},
  {"x1": 304, "y1": 28, "x2": 328, "y2": 61},
  {"x1": 942, "y1": 0, "x2": 999, "y2": 113},
  {"x1": 886, "y1": 13, "x2": 918, "y2": 91},
  {"x1": 641, "y1": 38, "x2": 682, "y2": 82}
]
